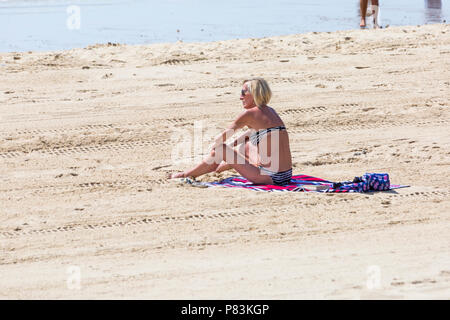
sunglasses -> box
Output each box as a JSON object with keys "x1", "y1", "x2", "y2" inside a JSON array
[{"x1": 241, "y1": 89, "x2": 248, "y2": 96}]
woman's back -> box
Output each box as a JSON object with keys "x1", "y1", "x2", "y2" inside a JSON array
[{"x1": 247, "y1": 106, "x2": 292, "y2": 172}]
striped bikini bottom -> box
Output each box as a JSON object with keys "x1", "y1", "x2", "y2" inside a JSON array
[{"x1": 258, "y1": 167, "x2": 293, "y2": 186}]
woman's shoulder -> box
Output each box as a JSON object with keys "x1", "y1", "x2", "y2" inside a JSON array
[
  {"x1": 235, "y1": 106, "x2": 278, "y2": 125},
  {"x1": 237, "y1": 107, "x2": 261, "y2": 121},
  {"x1": 247, "y1": 105, "x2": 272, "y2": 115}
]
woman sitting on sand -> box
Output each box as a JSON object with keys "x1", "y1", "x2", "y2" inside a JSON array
[{"x1": 169, "y1": 78, "x2": 293, "y2": 185}]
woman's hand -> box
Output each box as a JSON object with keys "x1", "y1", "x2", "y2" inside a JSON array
[
  {"x1": 233, "y1": 129, "x2": 252, "y2": 147},
  {"x1": 210, "y1": 128, "x2": 235, "y2": 150}
]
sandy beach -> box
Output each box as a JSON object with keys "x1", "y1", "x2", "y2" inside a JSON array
[{"x1": 0, "y1": 23, "x2": 449, "y2": 299}]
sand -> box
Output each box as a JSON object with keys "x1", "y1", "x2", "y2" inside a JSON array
[{"x1": 0, "y1": 24, "x2": 449, "y2": 299}]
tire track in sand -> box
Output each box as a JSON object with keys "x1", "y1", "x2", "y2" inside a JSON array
[
  {"x1": 1, "y1": 190, "x2": 448, "y2": 239},
  {"x1": 1, "y1": 117, "x2": 447, "y2": 159}
]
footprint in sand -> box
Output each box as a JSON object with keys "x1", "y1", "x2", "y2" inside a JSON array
[
  {"x1": 155, "y1": 83, "x2": 175, "y2": 87},
  {"x1": 102, "y1": 73, "x2": 113, "y2": 79}
]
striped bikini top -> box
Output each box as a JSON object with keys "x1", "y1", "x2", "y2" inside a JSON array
[{"x1": 249, "y1": 125, "x2": 286, "y2": 146}]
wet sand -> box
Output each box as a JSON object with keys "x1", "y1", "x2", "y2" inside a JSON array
[{"x1": 0, "y1": 24, "x2": 449, "y2": 299}]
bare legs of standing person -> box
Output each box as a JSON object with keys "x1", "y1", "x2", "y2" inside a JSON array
[
  {"x1": 360, "y1": 0, "x2": 379, "y2": 28},
  {"x1": 371, "y1": 0, "x2": 380, "y2": 28},
  {"x1": 360, "y1": 0, "x2": 369, "y2": 28}
]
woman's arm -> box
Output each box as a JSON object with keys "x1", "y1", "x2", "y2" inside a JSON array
[
  {"x1": 230, "y1": 128, "x2": 252, "y2": 147},
  {"x1": 211, "y1": 110, "x2": 250, "y2": 149}
]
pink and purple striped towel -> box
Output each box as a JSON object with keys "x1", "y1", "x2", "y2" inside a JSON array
[{"x1": 198, "y1": 174, "x2": 409, "y2": 192}]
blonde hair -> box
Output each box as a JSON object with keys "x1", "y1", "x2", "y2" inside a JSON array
[{"x1": 244, "y1": 78, "x2": 272, "y2": 107}]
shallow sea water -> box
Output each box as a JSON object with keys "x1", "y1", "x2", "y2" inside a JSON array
[{"x1": 0, "y1": 0, "x2": 448, "y2": 52}]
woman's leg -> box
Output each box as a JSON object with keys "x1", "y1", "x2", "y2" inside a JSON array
[
  {"x1": 170, "y1": 143, "x2": 246, "y2": 178},
  {"x1": 215, "y1": 161, "x2": 233, "y2": 173},
  {"x1": 371, "y1": 0, "x2": 379, "y2": 28},
  {"x1": 169, "y1": 143, "x2": 272, "y2": 184},
  {"x1": 169, "y1": 149, "x2": 220, "y2": 178},
  {"x1": 214, "y1": 142, "x2": 249, "y2": 173},
  {"x1": 218, "y1": 144, "x2": 273, "y2": 184},
  {"x1": 360, "y1": 0, "x2": 369, "y2": 27}
]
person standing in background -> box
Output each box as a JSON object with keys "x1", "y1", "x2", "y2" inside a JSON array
[
  {"x1": 425, "y1": 0, "x2": 442, "y2": 23},
  {"x1": 360, "y1": 0, "x2": 380, "y2": 28}
]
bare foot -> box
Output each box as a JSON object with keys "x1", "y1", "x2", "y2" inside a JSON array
[
  {"x1": 168, "y1": 172, "x2": 186, "y2": 179},
  {"x1": 373, "y1": 17, "x2": 380, "y2": 29},
  {"x1": 360, "y1": 18, "x2": 366, "y2": 28}
]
